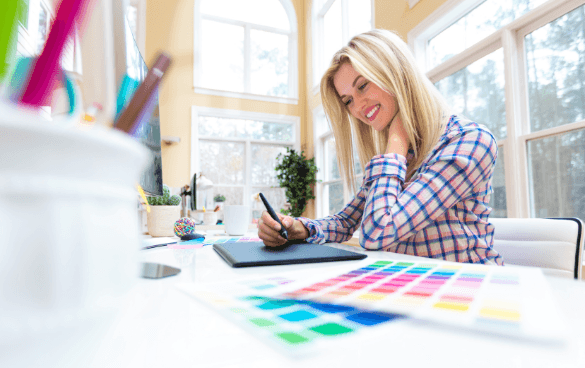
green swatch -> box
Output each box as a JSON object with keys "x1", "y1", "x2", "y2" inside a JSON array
[
  {"x1": 276, "y1": 332, "x2": 310, "y2": 344},
  {"x1": 309, "y1": 323, "x2": 353, "y2": 336},
  {"x1": 249, "y1": 318, "x2": 276, "y2": 327}
]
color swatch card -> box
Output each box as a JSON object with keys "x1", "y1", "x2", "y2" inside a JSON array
[
  {"x1": 177, "y1": 272, "x2": 410, "y2": 357},
  {"x1": 177, "y1": 258, "x2": 566, "y2": 355},
  {"x1": 279, "y1": 260, "x2": 566, "y2": 343}
]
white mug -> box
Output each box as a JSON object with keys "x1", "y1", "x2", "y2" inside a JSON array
[{"x1": 224, "y1": 205, "x2": 251, "y2": 235}]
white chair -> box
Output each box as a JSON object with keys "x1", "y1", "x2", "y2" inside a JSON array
[{"x1": 491, "y1": 217, "x2": 584, "y2": 279}]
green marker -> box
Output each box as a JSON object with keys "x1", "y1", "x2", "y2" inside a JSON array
[{"x1": 0, "y1": 0, "x2": 19, "y2": 82}]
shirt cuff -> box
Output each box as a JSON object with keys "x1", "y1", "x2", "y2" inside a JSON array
[
  {"x1": 363, "y1": 154, "x2": 407, "y2": 184},
  {"x1": 295, "y1": 217, "x2": 326, "y2": 245}
]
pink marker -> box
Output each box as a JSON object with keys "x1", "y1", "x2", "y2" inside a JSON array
[{"x1": 19, "y1": 0, "x2": 91, "y2": 108}]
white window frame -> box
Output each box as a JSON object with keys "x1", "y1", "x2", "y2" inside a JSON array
[
  {"x1": 191, "y1": 107, "x2": 301, "y2": 209},
  {"x1": 193, "y1": 0, "x2": 299, "y2": 105},
  {"x1": 409, "y1": 0, "x2": 585, "y2": 218},
  {"x1": 313, "y1": 105, "x2": 362, "y2": 218},
  {"x1": 311, "y1": 0, "x2": 374, "y2": 94}
]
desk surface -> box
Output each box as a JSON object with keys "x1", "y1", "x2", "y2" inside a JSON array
[{"x1": 87, "y1": 235, "x2": 585, "y2": 368}]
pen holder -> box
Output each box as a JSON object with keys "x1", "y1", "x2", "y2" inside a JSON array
[
  {"x1": 0, "y1": 101, "x2": 149, "y2": 364},
  {"x1": 203, "y1": 211, "x2": 218, "y2": 225}
]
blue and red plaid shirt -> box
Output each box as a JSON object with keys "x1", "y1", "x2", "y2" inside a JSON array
[{"x1": 298, "y1": 115, "x2": 504, "y2": 265}]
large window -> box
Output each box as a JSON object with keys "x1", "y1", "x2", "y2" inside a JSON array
[
  {"x1": 194, "y1": 0, "x2": 298, "y2": 104},
  {"x1": 312, "y1": 0, "x2": 372, "y2": 218},
  {"x1": 191, "y1": 107, "x2": 300, "y2": 221},
  {"x1": 410, "y1": 0, "x2": 585, "y2": 221},
  {"x1": 313, "y1": 107, "x2": 363, "y2": 217},
  {"x1": 312, "y1": 0, "x2": 373, "y2": 90}
]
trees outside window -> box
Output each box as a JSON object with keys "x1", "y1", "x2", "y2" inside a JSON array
[{"x1": 410, "y1": 0, "x2": 585, "y2": 220}]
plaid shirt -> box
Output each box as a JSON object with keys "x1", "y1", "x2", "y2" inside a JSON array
[{"x1": 298, "y1": 115, "x2": 504, "y2": 265}]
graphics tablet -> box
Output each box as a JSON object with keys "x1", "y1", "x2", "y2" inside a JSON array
[{"x1": 213, "y1": 240, "x2": 367, "y2": 268}]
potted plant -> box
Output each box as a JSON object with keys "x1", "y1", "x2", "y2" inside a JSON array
[
  {"x1": 213, "y1": 194, "x2": 226, "y2": 210},
  {"x1": 145, "y1": 184, "x2": 182, "y2": 237},
  {"x1": 275, "y1": 148, "x2": 318, "y2": 217}
]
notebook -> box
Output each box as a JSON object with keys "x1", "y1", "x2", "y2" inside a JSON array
[{"x1": 213, "y1": 241, "x2": 367, "y2": 268}]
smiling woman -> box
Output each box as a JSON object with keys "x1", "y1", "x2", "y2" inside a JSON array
[{"x1": 257, "y1": 29, "x2": 504, "y2": 266}]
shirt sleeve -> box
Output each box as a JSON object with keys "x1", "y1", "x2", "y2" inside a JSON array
[
  {"x1": 360, "y1": 125, "x2": 498, "y2": 251},
  {"x1": 296, "y1": 180, "x2": 368, "y2": 245}
]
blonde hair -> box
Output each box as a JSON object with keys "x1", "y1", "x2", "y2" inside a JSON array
[{"x1": 321, "y1": 29, "x2": 451, "y2": 192}]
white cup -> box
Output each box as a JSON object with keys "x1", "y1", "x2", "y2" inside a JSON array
[{"x1": 224, "y1": 205, "x2": 251, "y2": 235}]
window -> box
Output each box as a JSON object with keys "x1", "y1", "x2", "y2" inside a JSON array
[
  {"x1": 313, "y1": 107, "x2": 363, "y2": 218},
  {"x1": 410, "y1": 0, "x2": 585, "y2": 221},
  {"x1": 15, "y1": 0, "x2": 78, "y2": 72},
  {"x1": 312, "y1": 0, "x2": 371, "y2": 218},
  {"x1": 191, "y1": 107, "x2": 300, "y2": 221},
  {"x1": 312, "y1": 0, "x2": 373, "y2": 90},
  {"x1": 194, "y1": 0, "x2": 298, "y2": 104}
]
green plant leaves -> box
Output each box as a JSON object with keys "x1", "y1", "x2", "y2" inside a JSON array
[{"x1": 275, "y1": 148, "x2": 319, "y2": 217}]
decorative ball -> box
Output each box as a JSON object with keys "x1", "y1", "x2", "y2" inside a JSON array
[{"x1": 174, "y1": 217, "x2": 196, "y2": 237}]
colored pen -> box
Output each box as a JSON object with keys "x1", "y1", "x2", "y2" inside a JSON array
[
  {"x1": 19, "y1": 0, "x2": 90, "y2": 108},
  {"x1": 259, "y1": 192, "x2": 288, "y2": 241},
  {"x1": 0, "y1": 0, "x2": 18, "y2": 82},
  {"x1": 114, "y1": 52, "x2": 171, "y2": 134}
]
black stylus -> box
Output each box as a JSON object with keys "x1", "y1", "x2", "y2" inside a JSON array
[{"x1": 259, "y1": 192, "x2": 288, "y2": 240}]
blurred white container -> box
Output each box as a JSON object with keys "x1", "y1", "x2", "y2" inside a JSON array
[
  {"x1": 224, "y1": 205, "x2": 251, "y2": 235},
  {"x1": 0, "y1": 101, "x2": 149, "y2": 366}
]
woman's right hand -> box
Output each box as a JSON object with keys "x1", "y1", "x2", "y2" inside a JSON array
[{"x1": 257, "y1": 211, "x2": 309, "y2": 247}]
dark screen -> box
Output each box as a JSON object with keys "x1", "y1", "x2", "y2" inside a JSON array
[{"x1": 122, "y1": 16, "x2": 163, "y2": 196}]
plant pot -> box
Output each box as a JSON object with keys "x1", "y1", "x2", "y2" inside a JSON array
[
  {"x1": 214, "y1": 201, "x2": 225, "y2": 211},
  {"x1": 146, "y1": 206, "x2": 181, "y2": 237}
]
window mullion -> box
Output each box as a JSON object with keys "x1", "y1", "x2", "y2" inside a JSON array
[
  {"x1": 288, "y1": 34, "x2": 294, "y2": 98},
  {"x1": 244, "y1": 24, "x2": 251, "y2": 94},
  {"x1": 245, "y1": 139, "x2": 252, "y2": 207},
  {"x1": 501, "y1": 29, "x2": 527, "y2": 218},
  {"x1": 341, "y1": 0, "x2": 349, "y2": 43}
]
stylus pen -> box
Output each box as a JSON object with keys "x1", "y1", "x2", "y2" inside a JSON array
[{"x1": 259, "y1": 192, "x2": 288, "y2": 240}]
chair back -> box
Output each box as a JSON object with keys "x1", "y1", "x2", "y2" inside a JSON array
[{"x1": 491, "y1": 217, "x2": 583, "y2": 279}]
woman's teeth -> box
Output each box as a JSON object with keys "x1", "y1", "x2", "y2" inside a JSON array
[{"x1": 366, "y1": 104, "x2": 380, "y2": 119}]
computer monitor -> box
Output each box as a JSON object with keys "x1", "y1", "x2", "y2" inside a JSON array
[{"x1": 79, "y1": 0, "x2": 163, "y2": 196}]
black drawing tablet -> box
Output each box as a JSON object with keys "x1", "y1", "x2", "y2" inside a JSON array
[{"x1": 213, "y1": 241, "x2": 367, "y2": 268}]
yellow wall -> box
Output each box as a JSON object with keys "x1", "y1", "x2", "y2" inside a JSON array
[{"x1": 145, "y1": 0, "x2": 447, "y2": 217}]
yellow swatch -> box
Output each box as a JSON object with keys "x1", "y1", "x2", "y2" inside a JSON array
[
  {"x1": 479, "y1": 308, "x2": 521, "y2": 321},
  {"x1": 440, "y1": 265, "x2": 463, "y2": 270},
  {"x1": 433, "y1": 301, "x2": 469, "y2": 312},
  {"x1": 357, "y1": 293, "x2": 386, "y2": 301}
]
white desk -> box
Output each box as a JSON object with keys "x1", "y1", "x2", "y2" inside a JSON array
[{"x1": 88, "y1": 237, "x2": 585, "y2": 368}]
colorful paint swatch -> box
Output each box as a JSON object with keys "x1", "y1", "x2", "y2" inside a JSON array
[{"x1": 179, "y1": 257, "x2": 566, "y2": 356}]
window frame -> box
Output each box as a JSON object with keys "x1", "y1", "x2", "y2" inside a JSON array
[
  {"x1": 193, "y1": 0, "x2": 299, "y2": 105},
  {"x1": 313, "y1": 105, "x2": 363, "y2": 218},
  {"x1": 408, "y1": 0, "x2": 585, "y2": 218},
  {"x1": 191, "y1": 106, "x2": 301, "y2": 210},
  {"x1": 311, "y1": 0, "x2": 374, "y2": 94}
]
